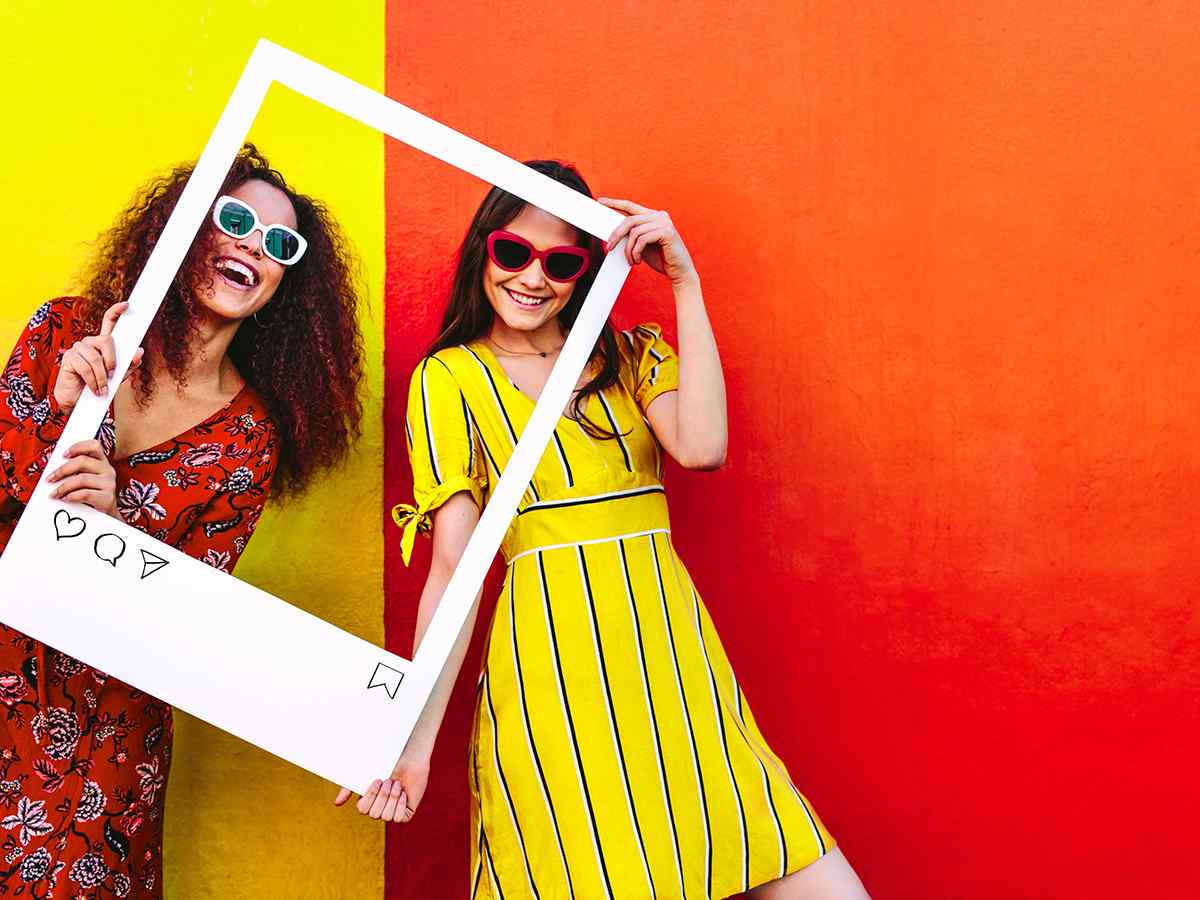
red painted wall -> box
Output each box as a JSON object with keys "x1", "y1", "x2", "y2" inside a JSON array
[{"x1": 383, "y1": 3, "x2": 1200, "y2": 897}]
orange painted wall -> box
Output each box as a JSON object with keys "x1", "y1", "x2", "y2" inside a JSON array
[{"x1": 383, "y1": 2, "x2": 1200, "y2": 898}]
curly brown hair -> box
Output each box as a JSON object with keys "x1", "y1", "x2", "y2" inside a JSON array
[{"x1": 78, "y1": 143, "x2": 364, "y2": 497}]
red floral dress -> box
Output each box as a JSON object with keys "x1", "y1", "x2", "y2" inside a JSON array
[{"x1": 0, "y1": 298, "x2": 278, "y2": 898}]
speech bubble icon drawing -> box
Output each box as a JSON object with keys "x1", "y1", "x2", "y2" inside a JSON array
[
  {"x1": 93, "y1": 534, "x2": 126, "y2": 568},
  {"x1": 139, "y1": 549, "x2": 168, "y2": 581},
  {"x1": 53, "y1": 509, "x2": 86, "y2": 541}
]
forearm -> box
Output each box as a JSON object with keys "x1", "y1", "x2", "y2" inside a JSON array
[
  {"x1": 402, "y1": 562, "x2": 485, "y2": 759},
  {"x1": 673, "y1": 278, "x2": 728, "y2": 467},
  {"x1": 396, "y1": 492, "x2": 485, "y2": 760}
]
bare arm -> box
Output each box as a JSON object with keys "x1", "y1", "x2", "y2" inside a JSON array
[
  {"x1": 334, "y1": 490, "x2": 483, "y2": 821},
  {"x1": 403, "y1": 491, "x2": 483, "y2": 758},
  {"x1": 600, "y1": 198, "x2": 728, "y2": 470},
  {"x1": 643, "y1": 279, "x2": 727, "y2": 470}
]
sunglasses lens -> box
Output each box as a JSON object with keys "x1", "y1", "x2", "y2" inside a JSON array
[
  {"x1": 491, "y1": 237, "x2": 532, "y2": 270},
  {"x1": 545, "y1": 251, "x2": 586, "y2": 281},
  {"x1": 218, "y1": 201, "x2": 255, "y2": 237},
  {"x1": 264, "y1": 228, "x2": 300, "y2": 262}
]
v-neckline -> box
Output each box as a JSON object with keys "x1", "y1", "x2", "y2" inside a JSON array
[
  {"x1": 110, "y1": 383, "x2": 251, "y2": 465},
  {"x1": 470, "y1": 340, "x2": 596, "y2": 427}
]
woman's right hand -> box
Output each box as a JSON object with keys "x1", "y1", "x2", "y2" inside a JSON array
[
  {"x1": 53, "y1": 302, "x2": 143, "y2": 414},
  {"x1": 333, "y1": 750, "x2": 431, "y2": 823}
]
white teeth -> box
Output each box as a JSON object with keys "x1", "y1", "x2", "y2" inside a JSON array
[
  {"x1": 216, "y1": 258, "x2": 258, "y2": 286},
  {"x1": 506, "y1": 288, "x2": 548, "y2": 307}
]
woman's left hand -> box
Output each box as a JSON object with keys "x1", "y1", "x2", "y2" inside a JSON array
[
  {"x1": 47, "y1": 439, "x2": 118, "y2": 517},
  {"x1": 599, "y1": 198, "x2": 699, "y2": 287},
  {"x1": 333, "y1": 749, "x2": 430, "y2": 824}
]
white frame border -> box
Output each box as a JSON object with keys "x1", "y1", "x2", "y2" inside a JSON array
[{"x1": 0, "y1": 39, "x2": 630, "y2": 791}]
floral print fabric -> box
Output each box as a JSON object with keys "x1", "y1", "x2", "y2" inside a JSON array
[{"x1": 0, "y1": 298, "x2": 278, "y2": 897}]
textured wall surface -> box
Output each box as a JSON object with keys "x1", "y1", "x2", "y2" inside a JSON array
[
  {"x1": 382, "y1": 2, "x2": 1200, "y2": 898},
  {"x1": 0, "y1": 3, "x2": 386, "y2": 897}
]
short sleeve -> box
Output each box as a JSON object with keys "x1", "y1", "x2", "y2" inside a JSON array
[
  {"x1": 626, "y1": 323, "x2": 680, "y2": 411},
  {"x1": 392, "y1": 355, "x2": 487, "y2": 565}
]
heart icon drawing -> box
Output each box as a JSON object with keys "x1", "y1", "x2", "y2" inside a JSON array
[{"x1": 53, "y1": 509, "x2": 86, "y2": 541}]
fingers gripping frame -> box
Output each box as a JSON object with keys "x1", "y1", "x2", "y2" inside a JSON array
[{"x1": 0, "y1": 39, "x2": 630, "y2": 793}]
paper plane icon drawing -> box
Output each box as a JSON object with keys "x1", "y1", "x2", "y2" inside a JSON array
[
  {"x1": 367, "y1": 662, "x2": 404, "y2": 699},
  {"x1": 139, "y1": 549, "x2": 169, "y2": 580}
]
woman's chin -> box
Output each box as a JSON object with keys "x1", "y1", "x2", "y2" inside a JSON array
[
  {"x1": 495, "y1": 304, "x2": 560, "y2": 334},
  {"x1": 199, "y1": 293, "x2": 262, "y2": 325}
]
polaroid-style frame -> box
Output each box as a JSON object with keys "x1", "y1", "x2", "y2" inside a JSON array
[{"x1": 0, "y1": 39, "x2": 630, "y2": 793}]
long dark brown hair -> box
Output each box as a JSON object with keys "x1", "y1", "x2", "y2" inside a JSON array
[
  {"x1": 78, "y1": 143, "x2": 365, "y2": 496},
  {"x1": 429, "y1": 159, "x2": 623, "y2": 437}
]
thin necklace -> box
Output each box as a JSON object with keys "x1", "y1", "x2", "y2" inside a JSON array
[{"x1": 486, "y1": 336, "x2": 564, "y2": 358}]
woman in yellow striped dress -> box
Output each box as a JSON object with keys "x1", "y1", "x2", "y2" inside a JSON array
[{"x1": 347, "y1": 161, "x2": 870, "y2": 899}]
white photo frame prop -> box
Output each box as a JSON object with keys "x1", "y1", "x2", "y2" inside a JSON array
[{"x1": 0, "y1": 39, "x2": 630, "y2": 793}]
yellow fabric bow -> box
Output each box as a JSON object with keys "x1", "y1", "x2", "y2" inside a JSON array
[{"x1": 391, "y1": 502, "x2": 432, "y2": 566}]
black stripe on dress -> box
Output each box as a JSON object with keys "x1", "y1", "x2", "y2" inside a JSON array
[
  {"x1": 618, "y1": 538, "x2": 687, "y2": 897},
  {"x1": 484, "y1": 672, "x2": 541, "y2": 899},
  {"x1": 465, "y1": 345, "x2": 540, "y2": 502},
  {"x1": 551, "y1": 431, "x2": 574, "y2": 487},
  {"x1": 621, "y1": 329, "x2": 639, "y2": 384},
  {"x1": 770, "y1": 753, "x2": 828, "y2": 858},
  {"x1": 508, "y1": 571, "x2": 575, "y2": 897},
  {"x1": 597, "y1": 391, "x2": 633, "y2": 472},
  {"x1": 420, "y1": 359, "x2": 442, "y2": 485},
  {"x1": 729, "y1": 672, "x2": 828, "y2": 859},
  {"x1": 537, "y1": 551, "x2": 616, "y2": 900},
  {"x1": 464, "y1": 346, "x2": 519, "y2": 442},
  {"x1": 635, "y1": 325, "x2": 666, "y2": 386},
  {"x1": 577, "y1": 545, "x2": 657, "y2": 898},
  {"x1": 481, "y1": 828, "x2": 505, "y2": 900},
  {"x1": 467, "y1": 407, "x2": 508, "y2": 501},
  {"x1": 462, "y1": 391, "x2": 477, "y2": 475},
  {"x1": 518, "y1": 485, "x2": 664, "y2": 516},
  {"x1": 649, "y1": 533, "x2": 712, "y2": 897},
  {"x1": 689, "y1": 584, "x2": 750, "y2": 891},
  {"x1": 467, "y1": 410, "x2": 496, "y2": 476},
  {"x1": 732, "y1": 675, "x2": 827, "y2": 860},
  {"x1": 730, "y1": 672, "x2": 788, "y2": 878}
]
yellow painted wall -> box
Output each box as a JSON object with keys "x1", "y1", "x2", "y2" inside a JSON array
[{"x1": 0, "y1": 3, "x2": 385, "y2": 896}]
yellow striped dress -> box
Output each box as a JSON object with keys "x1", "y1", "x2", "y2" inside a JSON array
[{"x1": 396, "y1": 324, "x2": 835, "y2": 900}]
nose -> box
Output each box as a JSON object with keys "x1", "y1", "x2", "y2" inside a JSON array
[
  {"x1": 517, "y1": 257, "x2": 548, "y2": 289},
  {"x1": 236, "y1": 228, "x2": 264, "y2": 258}
]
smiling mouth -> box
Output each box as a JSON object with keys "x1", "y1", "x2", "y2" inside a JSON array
[
  {"x1": 214, "y1": 256, "x2": 260, "y2": 290},
  {"x1": 505, "y1": 288, "x2": 551, "y2": 309}
]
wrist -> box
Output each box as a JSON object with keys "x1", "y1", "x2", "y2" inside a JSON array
[
  {"x1": 403, "y1": 734, "x2": 436, "y2": 762},
  {"x1": 671, "y1": 273, "x2": 703, "y2": 297},
  {"x1": 47, "y1": 385, "x2": 68, "y2": 418}
]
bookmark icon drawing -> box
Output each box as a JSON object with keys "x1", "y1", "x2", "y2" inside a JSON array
[
  {"x1": 367, "y1": 662, "x2": 404, "y2": 699},
  {"x1": 139, "y1": 549, "x2": 169, "y2": 580}
]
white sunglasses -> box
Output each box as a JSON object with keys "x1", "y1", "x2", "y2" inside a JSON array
[{"x1": 211, "y1": 195, "x2": 308, "y2": 265}]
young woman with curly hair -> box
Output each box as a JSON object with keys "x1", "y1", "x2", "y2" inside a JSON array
[
  {"x1": 342, "y1": 161, "x2": 869, "y2": 899},
  {"x1": 0, "y1": 144, "x2": 363, "y2": 896}
]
